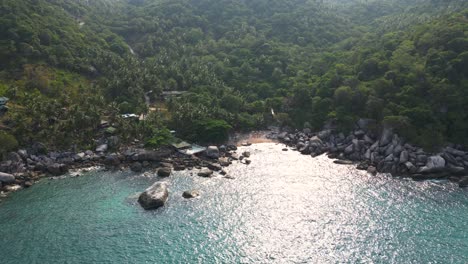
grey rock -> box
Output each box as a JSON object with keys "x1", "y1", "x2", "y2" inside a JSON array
[
  {"x1": 104, "y1": 154, "x2": 121, "y2": 167},
  {"x1": 419, "y1": 155, "x2": 446, "y2": 174},
  {"x1": 459, "y1": 177, "x2": 468, "y2": 188},
  {"x1": 96, "y1": 144, "x2": 108, "y2": 153},
  {"x1": 367, "y1": 166, "x2": 377, "y2": 175},
  {"x1": 445, "y1": 147, "x2": 465, "y2": 157},
  {"x1": 182, "y1": 190, "x2": 200, "y2": 199},
  {"x1": 7, "y1": 152, "x2": 22, "y2": 163},
  {"x1": 0, "y1": 172, "x2": 15, "y2": 184},
  {"x1": 385, "y1": 144, "x2": 395, "y2": 156},
  {"x1": 157, "y1": 167, "x2": 171, "y2": 177},
  {"x1": 334, "y1": 160, "x2": 353, "y2": 165},
  {"x1": 47, "y1": 163, "x2": 68, "y2": 176},
  {"x1": 354, "y1": 130, "x2": 365, "y2": 138},
  {"x1": 344, "y1": 144, "x2": 354, "y2": 155},
  {"x1": 384, "y1": 154, "x2": 394, "y2": 162},
  {"x1": 130, "y1": 162, "x2": 143, "y2": 173},
  {"x1": 318, "y1": 130, "x2": 332, "y2": 140},
  {"x1": 242, "y1": 151, "x2": 251, "y2": 158},
  {"x1": 138, "y1": 182, "x2": 168, "y2": 210},
  {"x1": 357, "y1": 118, "x2": 376, "y2": 130},
  {"x1": 219, "y1": 157, "x2": 231, "y2": 166},
  {"x1": 399, "y1": 151, "x2": 409, "y2": 164},
  {"x1": 198, "y1": 168, "x2": 213, "y2": 177},
  {"x1": 309, "y1": 136, "x2": 323, "y2": 145},
  {"x1": 207, "y1": 163, "x2": 222, "y2": 171},
  {"x1": 107, "y1": 136, "x2": 120, "y2": 150},
  {"x1": 136, "y1": 150, "x2": 171, "y2": 162},
  {"x1": 393, "y1": 145, "x2": 403, "y2": 156},
  {"x1": 17, "y1": 149, "x2": 28, "y2": 160},
  {"x1": 379, "y1": 127, "x2": 393, "y2": 147},
  {"x1": 230, "y1": 153, "x2": 240, "y2": 160},
  {"x1": 205, "y1": 146, "x2": 220, "y2": 159}
]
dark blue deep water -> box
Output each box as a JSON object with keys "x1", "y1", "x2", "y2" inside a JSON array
[{"x1": 0, "y1": 143, "x2": 467, "y2": 263}]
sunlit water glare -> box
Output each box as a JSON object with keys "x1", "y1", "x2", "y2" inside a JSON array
[{"x1": 0, "y1": 143, "x2": 467, "y2": 263}]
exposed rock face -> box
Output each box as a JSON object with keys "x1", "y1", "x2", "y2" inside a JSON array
[
  {"x1": 182, "y1": 190, "x2": 200, "y2": 199},
  {"x1": 157, "y1": 167, "x2": 171, "y2": 177},
  {"x1": 138, "y1": 182, "x2": 169, "y2": 210},
  {"x1": 205, "y1": 146, "x2": 220, "y2": 159},
  {"x1": 0, "y1": 172, "x2": 15, "y2": 184}
]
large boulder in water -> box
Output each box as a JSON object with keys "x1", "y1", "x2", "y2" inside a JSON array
[
  {"x1": 138, "y1": 182, "x2": 169, "y2": 210},
  {"x1": 0, "y1": 172, "x2": 15, "y2": 184}
]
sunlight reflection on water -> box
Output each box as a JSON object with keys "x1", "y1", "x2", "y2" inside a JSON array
[{"x1": 0, "y1": 143, "x2": 466, "y2": 263}]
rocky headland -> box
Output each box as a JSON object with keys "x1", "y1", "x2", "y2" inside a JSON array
[{"x1": 269, "y1": 119, "x2": 468, "y2": 188}]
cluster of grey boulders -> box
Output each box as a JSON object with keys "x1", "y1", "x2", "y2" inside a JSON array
[
  {"x1": 273, "y1": 119, "x2": 468, "y2": 188},
  {"x1": 138, "y1": 144, "x2": 253, "y2": 210},
  {"x1": 0, "y1": 138, "x2": 254, "y2": 202}
]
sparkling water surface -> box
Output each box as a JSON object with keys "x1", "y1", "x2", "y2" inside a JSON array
[{"x1": 0, "y1": 143, "x2": 467, "y2": 263}]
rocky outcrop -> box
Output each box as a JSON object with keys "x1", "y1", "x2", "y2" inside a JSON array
[
  {"x1": 273, "y1": 118, "x2": 468, "y2": 187},
  {"x1": 138, "y1": 182, "x2": 169, "y2": 210}
]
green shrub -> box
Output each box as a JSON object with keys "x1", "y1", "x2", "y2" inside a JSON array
[
  {"x1": 145, "y1": 128, "x2": 174, "y2": 148},
  {"x1": 195, "y1": 119, "x2": 232, "y2": 143},
  {"x1": 0, "y1": 131, "x2": 18, "y2": 157}
]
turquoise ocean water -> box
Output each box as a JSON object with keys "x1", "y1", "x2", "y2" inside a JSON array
[{"x1": 0, "y1": 143, "x2": 467, "y2": 263}]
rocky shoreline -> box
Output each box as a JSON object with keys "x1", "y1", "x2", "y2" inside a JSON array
[
  {"x1": 0, "y1": 142, "x2": 253, "y2": 201},
  {"x1": 268, "y1": 119, "x2": 468, "y2": 188}
]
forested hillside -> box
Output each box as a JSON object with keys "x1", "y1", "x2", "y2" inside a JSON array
[{"x1": 0, "y1": 0, "x2": 467, "y2": 153}]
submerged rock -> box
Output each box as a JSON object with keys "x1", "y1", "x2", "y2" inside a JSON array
[{"x1": 138, "y1": 182, "x2": 169, "y2": 210}]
